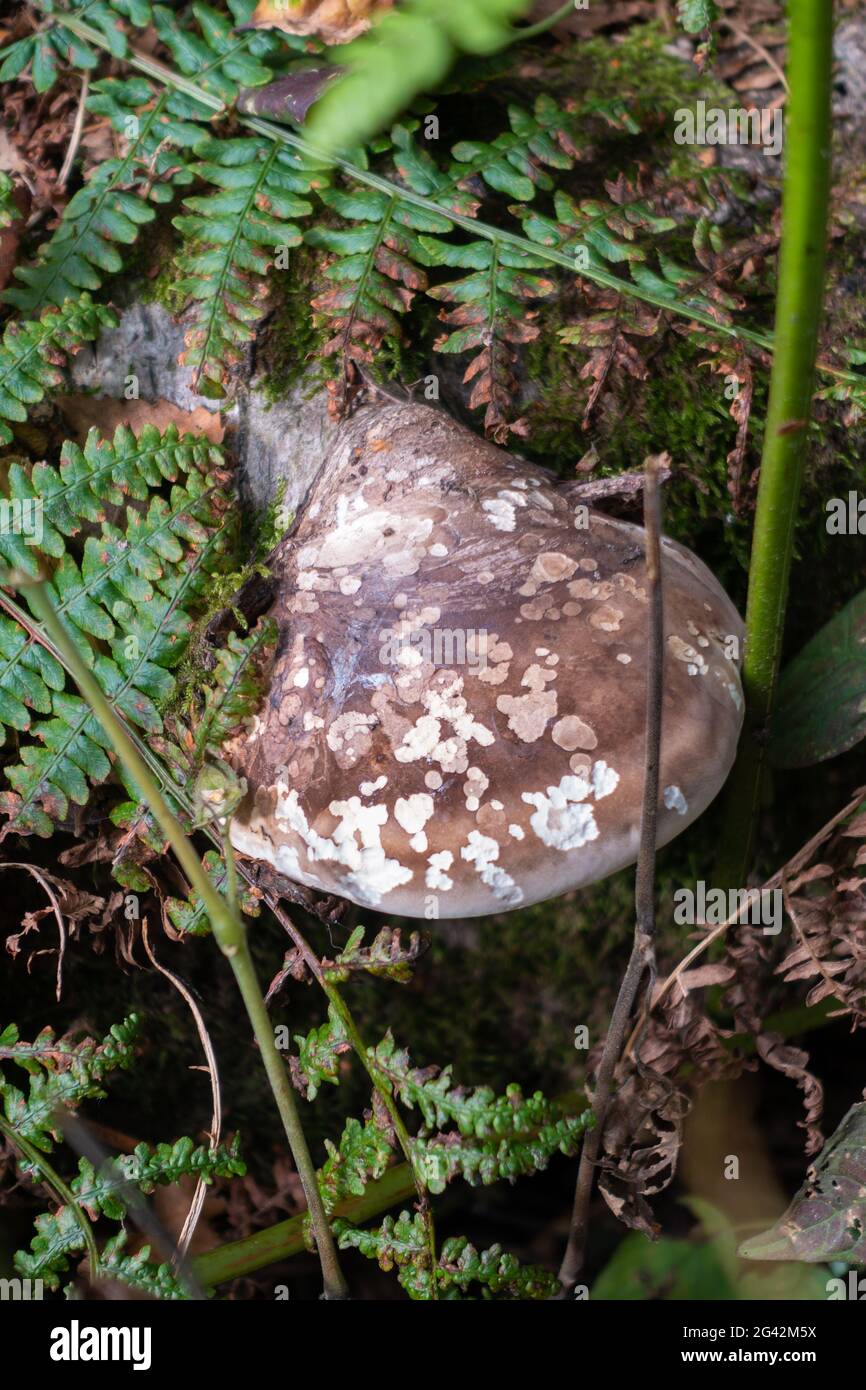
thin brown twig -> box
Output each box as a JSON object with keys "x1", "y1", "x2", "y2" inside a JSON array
[
  {"x1": 141, "y1": 918, "x2": 223, "y2": 1261},
  {"x1": 557, "y1": 453, "x2": 668, "y2": 1294},
  {"x1": 718, "y1": 18, "x2": 790, "y2": 94},
  {"x1": 57, "y1": 72, "x2": 90, "y2": 190}
]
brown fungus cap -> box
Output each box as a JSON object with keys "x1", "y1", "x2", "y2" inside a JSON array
[{"x1": 227, "y1": 403, "x2": 744, "y2": 919}]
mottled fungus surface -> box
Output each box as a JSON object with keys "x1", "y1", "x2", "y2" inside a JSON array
[{"x1": 227, "y1": 403, "x2": 744, "y2": 918}]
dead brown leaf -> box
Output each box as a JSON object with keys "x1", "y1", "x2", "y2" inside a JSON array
[{"x1": 56, "y1": 395, "x2": 225, "y2": 445}]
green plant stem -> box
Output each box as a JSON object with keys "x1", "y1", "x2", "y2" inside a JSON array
[
  {"x1": 222, "y1": 826, "x2": 240, "y2": 919},
  {"x1": 31, "y1": 2, "x2": 864, "y2": 391},
  {"x1": 0, "y1": 1113, "x2": 99, "y2": 1280},
  {"x1": 511, "y1": 1, "x2": 575, "y2": 43},
  {"x1": 716, "y1": 0, "x2": 833, "y2": 886},
  {"x1": 19, "y1": 579, "x2": 349, "y2": 1301}
]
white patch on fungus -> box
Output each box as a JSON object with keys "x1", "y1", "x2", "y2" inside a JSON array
[
  {"x1": 360, "y1": 775, "x2": 388, "y2": 796},
  {"x1": 551, "y1": 715, "x2": 597, "y2": 752},
  {"x1": 426, "y1": 850, "x2": 454, "y2": 891},
  {"x1": 522, "y1": 778, "x2": 598, "y2": 851},
  {"x1": 460, "y1": 830, "x2": 522, "y2": 906},
  {"x1": 591, "y1": 762, "x2": 620, "y2": 800},
  {"x1": 272, "y1": 787, "x2": 411, "y2": 906},
  {"x1": 326, "y1": 712, "x2": 377, "y2": 770},
  {"x1": 394, "y1": 793, "x2": 435, "y2": 838},
  {"x1": 664, "y1": 784, "x2": 688, "y2": 816},
  {"x1": 668, "y1": 635, "x2": 708, "y2": 676},
  {"x1": 393, "y1": 714, "x2": 442, "y2": 763},
  {"x1": 496, "y1": 663, "x2": 557, "y2": 743},
  {"x1": 522, "y1": 761, "x2": 619, "y2": 851},
  {"x1": 463, "y1": 767, "x2": 489, "y2": 809}
]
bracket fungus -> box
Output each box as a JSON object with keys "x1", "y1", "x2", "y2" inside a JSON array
[{"x1": 227, "y1": 403, "x2": 744, "y2": 918}]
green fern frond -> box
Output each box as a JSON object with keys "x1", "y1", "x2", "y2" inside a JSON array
[
  {"x1": 166, "y1": 847, "x2": 261, "y2": 934},
  {"x1": 104, "y1": 797, "x2": 168, "y2": 890},
  {"x1": 319, "y1": 1113, "x2": 395, "y2": 1216},
  {"x1": 15, "y1": 1135, "x2": 244, "y2": 1289},
  {"x1": 336, "y1": 1211, "x2": 571, "y2": 1300},
  {"x1": 305, "y1": 125, "x2": 471, "y2": 375},
  {"x1": 173, "y1": 138, "x2": 323, "y2": 390},
  {"x1": 95, "y1": 616, "x2": 276, "y2": 900},
  {"x1": 0, "y1": 0, "x2": 139, "y2": 93},
  {"x1": 423, "y1": 235, "x2": 555, "y2": 439},
  {"x1": 98, "y1": 1233, "x2": 191, "y2": 1298},
  {"x1": 518, "y1": 180, "x2": 678, "y2": 270},
  {"x1": 81, "y1": 1134, "x2": 246, "y2": 1219},
  {"x1": 437, "y1": 1236, "x2": 559, "y2": 1299},
  {"x1": 0, "y1": 425, "x2": 235, "y2": 834},
  {"x1": 412, "y1": 1104, "x2": 590, "y2": 1192},
  {"x1": 0, "y1": 294, "x2": 117, "y2": 445},
  {"x1": 291, "y1": 1004, "x2": 351, "y2": 1101},
  {"x1": 334, "y1": 1209, "x2": 431, "y2": 1299},
  {"x1": 519, "y1": 178, "x2": 741, "y2": 327},
  {"x1": 449, "y1": 93, "x2": 592, "y2": 202},
  {"x1": 16, "y1": 1220, "x2": 191, "y2": 1296},
  {"x1": 193, "y1": 616, "x2": 277, "y2": 758},
  {"x1": 306, "y1": 185, "x2": 441, "y2": 364},
  {"x1": 0, "y1": 1015, "x2": 139, "y2": 1155},
  {"x1": 153, "y1": 0, "x2": 306, "y2": 107},
  {"x1": 371, "y1": 1032, "x2": 589, "y2": 1145},
  {"x1": 3, "y1": 83, "x2": 198, "y2": 313},
  {"x1": 12, "y1": 420, "x2": 222, "y2": 530},
  {"x1": 0, "y1": 695, "x2": 115, "y2": 834},
  {"x1": 0, "y1": 614, "x2": 66, "y2": 747},
  {"x1": 324, "y1": 923, "x2": 424, "y2": 984}
]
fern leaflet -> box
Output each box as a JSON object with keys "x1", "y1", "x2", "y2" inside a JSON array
[
  {"x1": 0, "y1": 424, "x2": 235, "y2": 834},
  {"x1": 173, "y1": 138, "x2": 324, "y2": 390},
  {"x1": 0, "y1": 294, "x2": 116, "y2": 445}
]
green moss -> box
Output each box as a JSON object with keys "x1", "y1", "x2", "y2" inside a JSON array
[
  {"x1": 127, "y1": 212, "x2": 187, "y2": 318},
  {"x1": 577, "y1": 24, "x2": 732, "y2": 114},
  {"x1": 255, "y1": 243, "x2": 325, "y2": 404}
]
